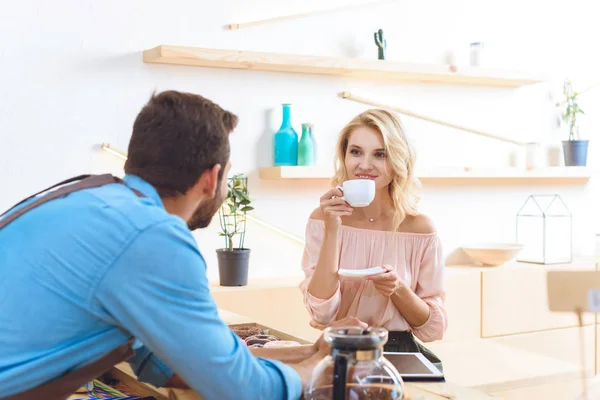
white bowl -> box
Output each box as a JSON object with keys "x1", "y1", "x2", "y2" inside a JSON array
[{"x1": 462, "y1": 242, "x2": 524, "y2": 266}]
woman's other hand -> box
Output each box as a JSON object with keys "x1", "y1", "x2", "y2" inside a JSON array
[{"x1": 365, "y1": 265, "x2": 405, "y2": 297}]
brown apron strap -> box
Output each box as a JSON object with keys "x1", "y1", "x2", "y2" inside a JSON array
[
  {"x1": 0, "y1": 174, "x2": 96, "y2": 219},
  {"x1": 0, "y1": 174, "x2": 144, "y2": 230},
  {"x1": 5, "y1": 341, "x2": 135, "y2": 400}
]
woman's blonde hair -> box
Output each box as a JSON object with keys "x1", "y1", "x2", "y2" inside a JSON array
[{"x1": 332, "y1": 109, "x2": 421, "y2": 231}]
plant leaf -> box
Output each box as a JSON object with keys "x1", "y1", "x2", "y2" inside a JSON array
[
  {"x1": 241, "y1": 206, "x2": 254, "y2": 212},
  {"x1": 233, "y1": 189, "x2": 249, "y2": 200},
  {"x1": 232, "y1": 189, "x2": 245, "y2": 200}
]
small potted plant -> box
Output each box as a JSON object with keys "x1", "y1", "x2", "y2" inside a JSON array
[
  {"x1": 217, "y1": 173, "x2": 253, "y2": 286},
  {"x1": 561, "y1": 79, "x2": 589, "y2": 166}
]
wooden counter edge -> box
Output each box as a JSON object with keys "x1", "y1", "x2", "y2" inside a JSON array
[{"x1": 110, "y1": 362, "x2": 496, "y2": 400}]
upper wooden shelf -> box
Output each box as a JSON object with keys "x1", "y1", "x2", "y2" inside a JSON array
[
  {"x1": 259, "y1": 166, "x2": 592, "y2": 184},
  {"x1": 143, "y1": 45, "x2": 544, "y2": 87}
]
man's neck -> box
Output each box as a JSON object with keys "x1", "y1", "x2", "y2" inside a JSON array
[{"x1": 161, "y1": 196, "x2": 194, "y2": 222}]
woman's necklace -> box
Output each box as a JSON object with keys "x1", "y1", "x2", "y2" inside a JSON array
[{"x1": 363, "y1": 206, "x2": 394, "y2": 223}]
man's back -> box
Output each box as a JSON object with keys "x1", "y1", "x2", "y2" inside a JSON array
[
  {"x1": 0, "y1": 174, "x2": 301, "y2": 400},
  {"x1": 0, "y1": 175, "x2": 172, "y2": 395}
]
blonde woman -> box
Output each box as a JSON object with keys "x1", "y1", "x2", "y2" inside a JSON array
[{"x1": 299, "y1": 109, "x2": 446, "y2": 370}]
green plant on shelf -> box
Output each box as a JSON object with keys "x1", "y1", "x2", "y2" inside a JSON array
[
  {"x1": 218, "y1": 173, "x2": 253, "y2": 251},
  {"x1": 561, "y1": 79, "x2": 585, "y2": 141}
]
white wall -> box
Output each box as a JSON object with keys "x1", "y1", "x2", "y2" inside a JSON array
[{"x1": 1, "y1": 0, "x2": 599, "y2": 281}]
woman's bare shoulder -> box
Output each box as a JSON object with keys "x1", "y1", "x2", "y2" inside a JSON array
[{"x1": 399, "y1": 214, "x2": 436, "y2": 234}]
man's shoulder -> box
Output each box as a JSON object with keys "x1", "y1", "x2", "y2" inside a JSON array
[{"x1": 86, "y1": 182, "x2": 179, "y2": 231}]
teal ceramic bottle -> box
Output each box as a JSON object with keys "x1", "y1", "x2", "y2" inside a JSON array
[
  {"x1": 298, "y1": 123, "x2": 315, "y2": 166},
  {"x1": 309, "y1": 124, "x2": 318, "y2": 163},
  {"x1": 273, "y1": 104, "x2": 298, "y2": 166}
]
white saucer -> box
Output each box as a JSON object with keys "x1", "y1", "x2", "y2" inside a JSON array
[{"x1": 338, "y1": 266, "x2": 386, "y2": 278}]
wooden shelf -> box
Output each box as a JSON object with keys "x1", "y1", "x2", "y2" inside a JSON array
[
  {"x1": 260, "y1": 166, "x2": 333, "y2": 179},
  {"x1": 143, "y1": 45, "x2": 544, "y2": 87},
  {"x1": 259, "y1": 166, "x2": 593, "y2": 184}
]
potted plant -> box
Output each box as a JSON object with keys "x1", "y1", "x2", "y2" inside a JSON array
[
  {"x1": 216, "y1": 173, "x2": 253, "y2": 286},
  {"x1": 561, "y1": 79, "x2": 589, "y2": 166}
]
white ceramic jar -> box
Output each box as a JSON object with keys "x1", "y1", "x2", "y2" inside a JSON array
[{"x1": 470, "y1": 42, "x2": 484, "y2": 67}]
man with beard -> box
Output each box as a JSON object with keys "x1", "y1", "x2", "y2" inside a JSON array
[{"x1": 0, "y1": 91, "x2": 363, "y2": 400}]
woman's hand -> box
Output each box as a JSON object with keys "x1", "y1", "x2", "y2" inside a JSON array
[
  {"x1": 365, "y1": 265, "x2": 405, "y2": 297},
  {"x1": 319, "y1": 187, "x2": 352, "y2": 230},
  {"x1": 309, "y1": 320, "x2": 327, "y2": 330}
]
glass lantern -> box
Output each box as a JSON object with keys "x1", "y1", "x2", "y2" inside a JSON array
[{"x1": 516, "y1": 194, "x2": 572, "y2": 264}]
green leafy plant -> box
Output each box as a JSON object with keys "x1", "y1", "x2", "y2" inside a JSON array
[
  {"x1": 562, "y1": 79, "x2": 585, "y2": 141},
  {"x1": 218, "y1": 173, "x2": 253, "y2": 251}
]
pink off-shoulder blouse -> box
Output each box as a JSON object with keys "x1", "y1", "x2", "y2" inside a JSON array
[{"x1": 299, "y1": 219, "x2": 447, "y2": 342}]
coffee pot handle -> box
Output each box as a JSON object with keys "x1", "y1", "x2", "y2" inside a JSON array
[{"x1": 332, "y1": 355, "x2": 348, "y2": 400}]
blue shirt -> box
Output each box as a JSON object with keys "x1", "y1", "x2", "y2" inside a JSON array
[{"x1": 0, "y1": 175, "x2": 301, "y2": 399}]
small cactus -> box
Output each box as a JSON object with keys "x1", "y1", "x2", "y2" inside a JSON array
[{"x1": 373, "y1": 29, "x2": 387, "y2": 60}]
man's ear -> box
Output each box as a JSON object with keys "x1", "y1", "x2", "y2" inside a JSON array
[{"x1": 193, "y1": 164, "x2": 222, "y2": 198}]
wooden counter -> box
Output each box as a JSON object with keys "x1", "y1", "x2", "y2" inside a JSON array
[
  {"x1": 110, "y1": 308, "x2": 497, "y2": 400},
  {"x1": 426, "y1": 338, "x2": 589, "y2": 393}
]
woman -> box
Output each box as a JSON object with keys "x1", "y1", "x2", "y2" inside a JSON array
[{"x1": 299, "y1": 109, "x2": 446, "y2": 370}]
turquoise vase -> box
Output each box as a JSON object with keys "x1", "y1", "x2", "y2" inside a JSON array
[
  {"x1": 298, "y1": 123, "x2": 315, "y2": 166},
  {"x1": 273, "y1": 104, "x2": 298, "y2": 166}
]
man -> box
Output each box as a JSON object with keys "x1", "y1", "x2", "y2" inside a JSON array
[{"x1": 0, "y1": 91, "x2": 364, "y2": 399}]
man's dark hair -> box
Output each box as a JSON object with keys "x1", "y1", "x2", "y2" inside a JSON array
[{"x1": 124, "y1": 90, "x2": 238, "y2": 198}]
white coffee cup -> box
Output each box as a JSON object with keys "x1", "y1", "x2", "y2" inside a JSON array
[{"x1": 337, "y1": 179, "x2": 375, "y2": 207}]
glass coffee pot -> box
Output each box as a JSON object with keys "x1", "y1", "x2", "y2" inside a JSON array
[{"x1": 304, "y1": 327, "x2": 405, "y2": 400}]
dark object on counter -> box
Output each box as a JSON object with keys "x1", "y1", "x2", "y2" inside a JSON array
[
  {"x1": 384, "y1": 331, "x2": 444, "y2": 373},
  {"x1": 231, "y1": 325, "x2": 264, "y2": 340},
  {"x1": 245, "y1": 334, "x2": 279, "y2": 347}
]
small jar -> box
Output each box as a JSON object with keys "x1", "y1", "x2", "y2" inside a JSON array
[{"x1": 470, "y1": 42, "x2": 484, "y2": 67}]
